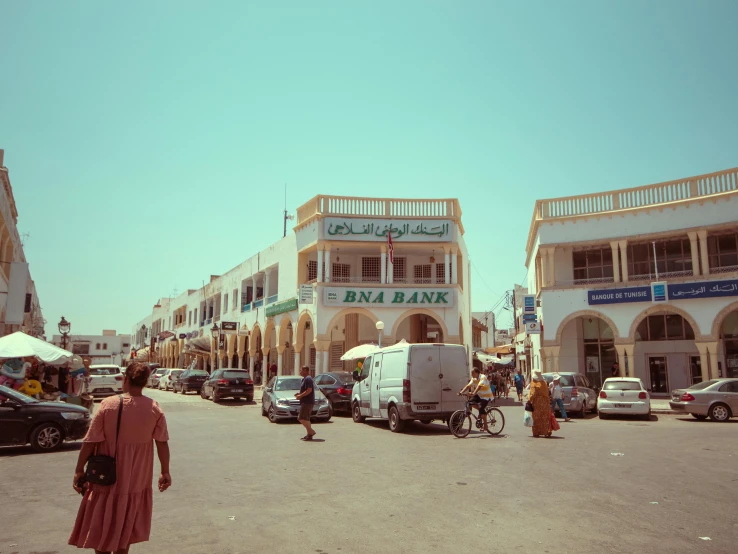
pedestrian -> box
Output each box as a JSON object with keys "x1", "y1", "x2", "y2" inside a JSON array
[
  {"x1": 611, "y1": 362, "x2": 620, "y2": 377},
  {"x1": 528, "y1": 370, "x2": 552, "y2": 437},
  {"x1": 549, "y1": 373, "x2": 571, "y2": 422},
  {"x1": 58, "y1": 364, "x2": 70, "y2": 395},
  {"x1": 514, "y1": 369, "x2": 525, "y2": 402},
  {"x1": 295, "y1": 365, "x2": 316, "y2": 441},
  {"x1": 69, "y1": 361, "x2": 172, "y2": 553}
]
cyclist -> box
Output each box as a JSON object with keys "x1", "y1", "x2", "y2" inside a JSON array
[{"x1": 458, "y1": 368, "x2": 494, "y2": 432}]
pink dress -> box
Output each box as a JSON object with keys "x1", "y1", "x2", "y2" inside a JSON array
[{"x1": 69, "y1": 394, "x2": 169, "y2": 551}]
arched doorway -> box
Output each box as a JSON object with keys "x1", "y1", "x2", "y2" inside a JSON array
[
  {"x1": 394, "y1": 312, "x2": 446, "y2": 344},
  {"x1": 556, "y1": 314, "x2": 617, "y2": 389},
  {"x1": 323, "y1": 309, "x2": 382, "y2": 372},
  {"x1": 633, "y1": 310, "x2": 697, "y2": 394},
  {"x1": 720, "y1": 310, "x2": 738, "y2": 378}
]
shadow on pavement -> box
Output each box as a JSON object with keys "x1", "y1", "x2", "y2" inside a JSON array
[
  {"x1": 362, "y1": 419, "x2": 451, "y2": 436},
  {"x1": 675, "y1": 417, "x2": 737, "y2": 423},
  {"x1": 214, "y1": 400, "x2": 257, "y2": 407},
  {"x1": 0, "y1": 441, "x2": 82, "y2": 457}
]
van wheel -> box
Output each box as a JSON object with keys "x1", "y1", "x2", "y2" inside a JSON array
[
  {"x1": 388, "y1": 406, "x2": 404, "y2": 433},
  {"x1": 352, "y1": 402, "x2": 365, "y2": 423}
]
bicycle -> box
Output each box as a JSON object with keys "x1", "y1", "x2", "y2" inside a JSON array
[{"x1": 448, "y1": 394, "x2": 505, "y2": 438}]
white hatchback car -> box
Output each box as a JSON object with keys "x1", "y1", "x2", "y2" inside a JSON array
[
  {"x1": 597, "y1": 377, "x2": 651, "y2": 420},
  {"x1": 87, "y1": 365, "x2": 124, "y2": 398},
  {"x1": 158, "y1": 369, "x2": 183, "y2": 391}
]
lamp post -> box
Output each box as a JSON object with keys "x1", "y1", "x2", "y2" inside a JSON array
[
  {"x1": 375, "y1": 320, "x2": 385, "y2": 348},
  {"x1": 211, "y1": 323, "x2": 220, "y2": 369},
  {"x1": 58, "y1": 316, "x2": 71, "y2": 350}
]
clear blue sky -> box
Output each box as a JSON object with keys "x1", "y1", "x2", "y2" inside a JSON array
[{"x1": 2, "y1": 1, "x2": 737, "y2": 337}]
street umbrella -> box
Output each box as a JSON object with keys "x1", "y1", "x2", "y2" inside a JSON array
[
  {"x1": 0, "y1": 331, "x2": 74, "y2": 365},
  {"x1": 340, "y1": 343, "x2": 379, "y2": 361}
]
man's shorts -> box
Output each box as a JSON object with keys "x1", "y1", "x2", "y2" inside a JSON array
[
  {"x1": 471, "y1": 395, "x2": 490, "y2": 414},
  {"x1": 298, "y1": 403, "x2": 314, "y2": 421}
]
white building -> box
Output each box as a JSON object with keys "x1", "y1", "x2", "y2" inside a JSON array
[
  {"x1": 522, "y1": 166, "x2": 738, "y2": 395},
  {"x1": 51, "y1": 330, "x2": 132, "y2": 366},
  {"x1": 0, "y1": 149, "x2": 44, "y2": 338},
  {"x1": 131, "y1": 195, "x2": 471, "y2": 385}
]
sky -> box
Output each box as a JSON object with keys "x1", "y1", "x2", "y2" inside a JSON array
[{"x1": 2, "y1": 1, "x2": 738, "y2": 337}]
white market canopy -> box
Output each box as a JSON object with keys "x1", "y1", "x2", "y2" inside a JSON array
[
  {"x1": 340, "y1": 343, "x2": 379, "y2": 361},
  {"x1": 0, "y1": 331, "x2": 74, "y2": 365}
]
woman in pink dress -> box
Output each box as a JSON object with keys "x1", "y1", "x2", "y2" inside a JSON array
[{"x1": 69, "y1": 362, "x2": 172, "y2": 554}]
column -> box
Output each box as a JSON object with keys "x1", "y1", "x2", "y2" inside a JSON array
[
  {"x1": 695, "y1": 342, "x2": 711, "y2": 382},
  {"x1": 388, "y1": 254, "x2": 394, "y2": 284},
  {"x1": 314, "y1": 346, "x2": 323, "y2": 375},
  {"x1": 380, "y1": 246, "x2": 387, "y2": 284},
  {"x1": 248, "y1": 355, "x2": 255, "y2": 375},
  {"x1": 538, "y1": 250, "x2": 548, "y2": 289},
  {"x1": 618, "y1": 240, "x2": 629, "y2": 282},
  {"x1": 707, "y1": 341, "x2": 720, "y2": 379},
  {"x1": 294, "y1": 344, "x2": 302, "y2": 374},
  {"x1": 451, "y1": 248, "x2": 458, "y2": 285},
  {"x1": 444, "y1": 248, "x2": 451, "y2": 284},
  {"x1": 697, "y1": 230, "x2": 709, "y2": 276},
  {"x1": 322, "y1": 351, "x2": 330, "y2": 375},
  {"x1": 687, "y1": 231, "x2": 700, "y2": 276},
  {"x1": 431, "y1": 258, "x2": 437, "y2": 285},
  {"x1": 264, "y1": 268, "x2": 271, "y2": 303},
  {"x1": 277, "y1": 345, "x2": 285, "y2": 376},
  {"x1": 261, "y1": 347, "x2": 270, "y2": 386},
  {"x1": 546, "y1": 248, "x2": 556, "y2": 287},
  {"x1": 317, "y1": 249, "x2": 324, "y2": 282},
  {"x1": 250, "y1": 276, "x2": 257, "y2": 305},
  {"x1": 610, "y1": 241, "x2": 621, "y2": 283},
  {"x1": 324, "y1": 247, "x2": 331, "y2": 283},
  {"x1": 614, "y1": 344, "x2": 627, "y2": 376}
]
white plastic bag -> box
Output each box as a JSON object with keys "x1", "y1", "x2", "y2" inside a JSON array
[{"x1": 523, "y1": 410, "x2": 534, "y2": 428}]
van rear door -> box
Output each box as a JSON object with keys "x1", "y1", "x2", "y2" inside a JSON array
[
  {"x1": 439, "y1": 345, "x2": 469, "y2": 413},
  {"x1": 409, "y1": 345, "x2": 442, "y2": 414}
]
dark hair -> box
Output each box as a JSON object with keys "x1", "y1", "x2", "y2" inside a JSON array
[
  {"x1": 125, "y1": 362, "x2": 151, "y2": 388},
  {"x1": 301, "y1": 365, "x2": 310, "y2": 372}
]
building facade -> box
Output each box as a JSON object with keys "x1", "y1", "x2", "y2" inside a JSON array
[
  {"x1": 523, "y1": 166, "x2": 738, "y2": 395},
  {"x1": 0, "y1": 149, "x2": 44, "y2": 338},
  {"x1": 131, "y1": 195, "x2": 471, "y2": 385},
  {"x1": 51, "y1": 330, "x2": 132, "y2": 366}
]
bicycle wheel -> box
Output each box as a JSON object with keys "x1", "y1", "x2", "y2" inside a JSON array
[
  {"x1": 485, "y1": 408, "x2": 505, "y2": 435},
  {"x1": 449, "y1": 410, "x2": 471, "y2": 438}
]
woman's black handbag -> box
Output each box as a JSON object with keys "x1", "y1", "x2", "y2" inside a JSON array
[
  {"x1": 525, "y1": 401, "x2": 534, "y2": 412},
  {"x1": 85, "y1": 395, "x2": 123, "y2": 486}
]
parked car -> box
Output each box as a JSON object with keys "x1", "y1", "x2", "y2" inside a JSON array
[
  {"x1": 350, "y1": 342, "x2": 468, "y2": 432},
  {"x1": 158, "y1": 369, "x2": 183, "y2": 391},
  {"x1": 149, "y1": 368, "x2": 167, "y2": 388},
  {"x1": 261, "y1": 375, "x2": 331, "y2": 422},
  {"x1": 597, "y1": 377, "x2": 651, "y2": 420},
  {"x1": 314, "y1": 371, "x2": 354, "y2": 414},
  {"x1": 669, "y1": 378, "x2": 738, "y2": 421},
  {"x1": 173, "y1": 369, "x2": 209, "y2": 394},
  {"x1": 87, "y1": 365, "x2": 124, "y2": 398},
  {"x1": 201, "y1": 369, "x2": 254, "y2": 402},
  {"x1": 0, "y1": 385, "x2": 91, "y2": 452},
  {"x1": 522, "y1": 372, "x2": 598, "y2": 417}
]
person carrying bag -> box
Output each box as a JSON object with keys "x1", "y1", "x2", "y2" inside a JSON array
[{"x1": 82, "y1": 395, "x2": 122, "y2": 487}]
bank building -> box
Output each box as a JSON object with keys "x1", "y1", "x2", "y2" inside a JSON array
[{"x1": 131, "y1": 195, "x2": 471, "y2": 385}]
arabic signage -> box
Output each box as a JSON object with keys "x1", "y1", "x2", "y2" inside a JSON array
[
  {"x1": 323, "y1": 287, "x2": 455, "y2": 308},
  {"x1": 266, "y1": 297, "x2": 299, "y2": 317},
  {"x1": 299, "y1": 284, "x2": 314, "y2": 304},
  {"x1": 324, "y1": 218, "x2": 453, "y2": 242},
  {"x1": 157, "y1": 331, "x2": 175, "y2": 340},
  {"x1": 588, "y1": 286, "x2": 652, "y2": 305},
  {"x1": 221, "y1": 321, "x2": 238, "y2": 334},
  {"x1": 668, "y1": 279, "x2": 738, "y2": 300},
  {"x1": 523, "y1": 295, "x2": 536, "y2": 314},
  {"x1": 178, "y1": 333, "x2": 187, "y2": 339}
]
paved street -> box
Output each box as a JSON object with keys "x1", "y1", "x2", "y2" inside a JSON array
[{"x1": 1, "y1": 389, "x2": 736, "y2": 554}]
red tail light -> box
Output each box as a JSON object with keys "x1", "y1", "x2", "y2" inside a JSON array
[
  {"x1": 599, "y1": 391, "x2": 607, "y2": 399},
  {"x1": 337, "y1": 387, "x2": 351, "y2": 395},
  {"x1": 217, "y1": 379, "x2": 229, "y2": 385},
  {"x1": 402, "y1": 379, "x2": 411, "y2": 403},
  {"x1": 245, "y1": 379, "x2": 253, "y2": 385},
  {"x1": 571, "y1": 387, "x2": 579, "y2": 397},
  {"x1": 638, "y1": 392, "x2": 648, "y2": 400},
  {"x1": 681, "y1": 393, "x2": 695, "y2": 402},
  {"x1": 114, "y1": 375, "x2": 123, "y2": 381}
]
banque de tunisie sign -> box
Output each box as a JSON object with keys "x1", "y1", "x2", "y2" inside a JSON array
[
  {"x1": 324, "y1": 218, "x2": 453, "y2": 242},
  {"x1": 324, "y1": 287, "x2": 455, "y2": 308}
]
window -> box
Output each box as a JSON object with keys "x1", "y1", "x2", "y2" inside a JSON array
[
  {"x1": 103, "y1": 343, "x2": 107, "y2": 350},
  {"x1": 122, "y1": 343, "x2": 130, "y2": 348},
  {"x1": 233, "y1": 288, "x2": 238, "y2": 310},
  {"x1": 189, "y1": 311, "x2": 192, "y2": 326},
  {"x1": 72, "y1": 344, "x2": 90, "y2": 355},
  {"x1": 361, "y1": 356, "x2": 372, "y2": 379},
  {"x1": 96, "y1": 343, "x2": 101, "y2": 350},
  {"x1": 332, "y1": 263, "x2": 351, "y2": 283},
  {"x1": 393, "y1": 257, "x2": 407, "y2": 282},
  {"x1": 362, "y1": 257, "x2": 381, "y2": 282},
  {"x1": 572, "y1": 247, "x2": 613, "y2": 282},
  {"x1": 707, "y1": 232, "x2": 738, "y2": 270},
  {"x1": 635, "y1": 314, "x2": 695, "y2": 341},
  {"x1": 194, "y1": 308, "x2": 198, "y2": 324},
  {"x1": 329, "y1": 342, "x2": 345, "y2": 370},
  {"x1": 603, "y1": 381, "x2": 642, "y2": 391},
  {"x1": 628, "y1": 239, "x2": 692, "y2": 279},
  {"x1": 414, "y1": 264, "x2": 431, "y2": 284},
  {"x1": 224, "y1": 294, "x2": 229, "y2": 313},
  {"x1": 436, "y1": 263, "x2": 447, "y2": 283}
]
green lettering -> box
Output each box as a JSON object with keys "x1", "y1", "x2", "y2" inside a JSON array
[
  {"x1": 392, "y1": 292, "x2": 405, "y2": 303},
  {"x1": 434, "y1": 292, "x2": 449, "y2": 304},
  {"x1": 407, "y1": 292, "x2": 419, "y2": 304},
  {"x1": 371, "y1": 292, "x2": 385, "y2": 303},
  {"x1": 421, "y1": 292, "x2": 434, "y2": 304},
  {"x1": 344, "y1": 291, "x2": 356, "y2": 302},
  {"x1": 359, "y1": 292, "x2": 371, "y2": 303}
]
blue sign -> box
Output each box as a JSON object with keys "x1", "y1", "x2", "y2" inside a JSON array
[
  {"x1": 522, "y1": 314, "x2": 538, "y2": 322},
  {"x1": 669, "y1": 279, "x2": 738, "y2": 300},
  {"x1": 524, "y1": 295, "x2": 536, "y2": 314},
  {"x1": 588, "y1": 286, "x2": 652, "y2": 305},
  {"x1": 652, "y1": 282, "x2": 667, "y2": 303}
]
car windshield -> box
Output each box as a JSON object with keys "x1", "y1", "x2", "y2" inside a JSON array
[
  {"x1": 687, "y1": 380, "x2": 718, "y2": 391},
  {"x1": 223, "y1": 371, "x2": 250, "y2": 379},
  {"x1": 0, "y1": 385, "x2": 39, "y2": 404},
  {"x1": 155, "y1": 369, "x2": 166, "y2": 375},
  {"x1": 543, "y1": 374, "x2": 576, "y2": 386},
  {"x1": 171, "y1": 370, "x2": 183, "y2": 377},
  {"x1": 604, "y1": 381, "x2": 642, "y2": 391},
  {"x1": 276, "y1": 378, "x2": 303, "y2": 391},
  {"x1": 335, "y1": 373, "x2": 354, "y2": 384},
  {"x1": 90, "y1": 367, "x2": 118, "y2": 376},
  {"x1": 188, "y1": 370, "x2": 208, "y2": 377}
]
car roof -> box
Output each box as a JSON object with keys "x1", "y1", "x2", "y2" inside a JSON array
[
  {"x1": 603, "y1": 377, "x2": 641, "y2": 382},
  {"x1": 90, "y1": 364, "x2": 120, "y2": 369},
  {"x1": 322, "y1": 371, "x2": 351, "y2": 376}
]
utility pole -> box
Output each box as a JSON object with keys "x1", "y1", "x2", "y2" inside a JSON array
[{"x1": 283, "y1": 184, "x2": 294, "y2": 238}]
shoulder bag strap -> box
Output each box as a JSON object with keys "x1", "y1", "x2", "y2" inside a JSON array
[{"x1": 114, "y1": 395, "x2": 123, "y2": 458}]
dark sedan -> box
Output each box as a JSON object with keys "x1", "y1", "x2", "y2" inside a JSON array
[
  {"x1": 0, "y1": 385, "x2": 91, "y2": 452},
  {"x1": 201, "y1": 369, "x2": 254, "y2": 402},
  {"x1": 173, "y1": 369, "x2": 209, "y2": 394},
  {"x1": 314, "y1": 371, "x2": 355, "y2": 414}
]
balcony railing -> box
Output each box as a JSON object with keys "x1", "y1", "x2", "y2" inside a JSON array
[
  {"x1": 253, "y1": 298, "x2": 264, "y2": 308},
  {"x1": 628, "y1": 270, "x2": 694, "y2": 282},
  {"x1": 710, "y1": 264, "x2": 738, "y2": 275},
  {"x1": 266, "y1": 294, "x2": 278, "y2": 305},
  {"x1": 308, "y1": 276, "x2": 455, "y2": 285},
  {"x1": 241, "y1": 304, "x2": 251, "y2": 313},
  {"x1": 206, "y1": 318, "x2": 212, "y2": 325}
]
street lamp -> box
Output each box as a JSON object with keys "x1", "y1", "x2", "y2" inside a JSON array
[
  {"x1": 140, "y1": 324, "x2": 147, "y2": 349},
  {"x1": 58, "y1": 316, "x2": 71, "y2": 350},
  {"x1": 211, "y1": 322, "x2": 220, "y2": 339},
  {"x1": 375, "y1": 321, "x2": 385, "y2": 348}
]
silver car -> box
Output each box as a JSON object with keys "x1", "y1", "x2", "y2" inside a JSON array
[
  {"x1": 523, "y1": 372, "x2": 598, "y2": 417},
  {"x1": 669, "y1": 378, "x2": 738, "y2": 422},
  {"x1": 261, "y1": 376, "x2": 331, "y2": 423}
]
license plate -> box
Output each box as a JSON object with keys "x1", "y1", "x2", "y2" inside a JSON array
[
  {"x1": 415, "y1": 405, "x2": 434, "y2": 410},
  {"x1": 231, "y1": 389, "x2": 243, "y2": 393},
  {"x1": 614, "y1": 403, "x2": 631, "y2": 408}
]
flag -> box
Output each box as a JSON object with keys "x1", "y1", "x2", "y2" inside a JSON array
[{"x1": 387, "y1": 231, "x2": 394, "y2": 265}]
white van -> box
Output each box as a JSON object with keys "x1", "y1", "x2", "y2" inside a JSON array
[{"x1": 350, "y1": 342, "x2": 469, "y2": 432}]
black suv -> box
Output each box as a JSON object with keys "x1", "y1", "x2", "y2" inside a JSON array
[
  {"x1": 0, "y1": 385, "x2": 91, "y2": 452},
  {"x1": 201, "y1": 369, "x2": 254, "y2": 402},
  {"x1": 173, "y1": 369, "x2": 209, "y2": 394}
]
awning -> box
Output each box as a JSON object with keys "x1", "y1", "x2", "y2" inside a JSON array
[{"x1": 483, "y1": 344, "x2": 514, "y2": 355}]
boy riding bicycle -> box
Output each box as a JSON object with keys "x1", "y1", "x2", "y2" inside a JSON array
[{"x1": 458, "y1": 368, "x2": 494, "y2": 432}]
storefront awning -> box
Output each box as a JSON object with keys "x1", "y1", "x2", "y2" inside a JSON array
[{"x1": 483, "y1": 344, "x2": 514, "y2": 355}]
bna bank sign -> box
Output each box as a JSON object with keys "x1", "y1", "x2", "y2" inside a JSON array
[{"x1": 324, "y1": 287, "x2": 455, "y2": 308}]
